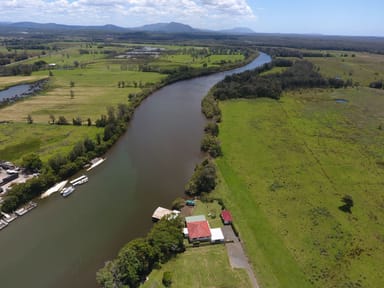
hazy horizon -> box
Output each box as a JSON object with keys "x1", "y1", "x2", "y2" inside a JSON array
[{"x1": 0, "y1": 1, "x2": 383, "y2": 37}]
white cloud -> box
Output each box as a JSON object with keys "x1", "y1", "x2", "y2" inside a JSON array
[{"x1": 0, "y1": 0, "x2": 257, "y2": 29}]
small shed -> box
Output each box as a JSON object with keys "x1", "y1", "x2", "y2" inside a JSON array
[
  {"x1": 210, "y1": 228, "x2": 225, "y2": 243},
  {"x1": 185, "y1": 215, "x2": 206, "y2": 224},
  {"x1": 186, "y1": 220, "x2": 211, "y2": 242},
  {"x1": 220, "y1": 210, "x2": 233, "y2": 225},
  {"x1": 152, "y1": 207, "x2": 180, "y2": 222}
]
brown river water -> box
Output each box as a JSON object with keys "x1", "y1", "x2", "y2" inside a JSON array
[{"x1": 0, "y1": 53, "x2": 271, "y2": 288}]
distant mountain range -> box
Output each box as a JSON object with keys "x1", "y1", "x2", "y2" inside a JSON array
[{"x1": 0, "y1": 21, "x2": 255, "y2": 35}]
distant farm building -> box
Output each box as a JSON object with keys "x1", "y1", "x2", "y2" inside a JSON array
[{"x1": 220, "y1": 210, "x2": 233, "y2": 225}]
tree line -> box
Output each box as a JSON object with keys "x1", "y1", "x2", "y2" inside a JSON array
[
  {"x1": 97, "y1": 216, "x2": 184, "y2": 288},
  {"x1": 212, "y1": 59, "x2": 352, "y2": 101},
  {"x1": 0, "y1": 103, "x2": 133, "y2": 213}
]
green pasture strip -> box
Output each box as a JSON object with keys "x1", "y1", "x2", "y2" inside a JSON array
[{"x1": 215, "y1": 89, "x2": 384, "y2": 287}]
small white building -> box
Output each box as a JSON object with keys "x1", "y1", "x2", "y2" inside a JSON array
[{"x1": 210, "y1": 228, "x2": 225, "y2": 243}]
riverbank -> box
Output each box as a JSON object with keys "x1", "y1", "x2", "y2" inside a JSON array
[
  {"x1": 0, "y1": 78, "x2": 49, "y2": 105},
  {"x1": 208, "y1": 51, "x2": 384, "y2": 287},
  {"x1": 0, "y1": 49, "x2": 265, "y2": 288}
]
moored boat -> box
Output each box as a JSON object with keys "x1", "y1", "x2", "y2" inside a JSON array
[
  {"x1": 69, "y1": 175, "x2": 88, "y2": 186},
  {"x1": 61, "y1": 186, "x2": 75, "y2": 197},
  {"x1": 0, "y1": 219, "x2": 8, "y2": 230}
]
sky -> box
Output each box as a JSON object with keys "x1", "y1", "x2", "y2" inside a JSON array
[{"x1": 0, "y1": 0, "x2": 382, "y2": 36}]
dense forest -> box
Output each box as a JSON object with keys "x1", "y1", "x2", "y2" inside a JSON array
[{"x1": 212, "y1": 59, "x2": 351, "y2": 101}]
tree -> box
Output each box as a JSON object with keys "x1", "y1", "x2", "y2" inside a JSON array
[
  {"x1": 70, "y1": 89, "x2": 74, "y2": 99},
  {"x1": 72, "y1": 116, "x2": 82, "y2": 126},
  {"x1": 83, "y1": 137, "x2": 95, "y2": 152},
  {"x1": 185, "y1": 159, "x2": 217, "y2": 196},
  {"x1": 49, "y1": 114, "x2": 55, "y2": 124},
  {"x1": 1, "y1": 195, "x2": 19, "y2": 213},
  {"x1": 57, "y1": 116, "x2": 69, "y2": 125},
  {"x1": 96, "y1": 261, "x2": 120, "y2": 288},
  {"x1": 200, "y1": 135, "x2": 222, "y2": 158},
  {"x1": 95, "y1": 115, "x2": 107, "y2": 127},
  {"x1": 147, "y1": 217, "x2": 184, "y2": 262},
  {"x1": 70, "y1": 80, "x2": 75, "y2": 88},
  {"x1": 87, "y1": 118, "x2": 92, "y2": 126},
  {"x1": 22, "y1": 153, "x2": 42, "y2": 173},
  {"x1": 26, "y1": 114, "x2": 33, "y2": 124},
  {"x1": 162, "y1": 271, "x2": 173, "y2": 287},
  {"x1": 204, "y1": 122, "x2": 219, "y2": 136},
  {"x1": 171, "y1": 197, "x2": 185, "y2": 210},
  {"x1": 69, "y1": 141, "x2": 85, "y2": 161},
  {"x1": 339, "y1": 195, "x2": 354, "y2": 213}
]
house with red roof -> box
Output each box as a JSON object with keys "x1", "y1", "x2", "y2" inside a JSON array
[{"x1": 186, "y1": 220, "x2": 211, "y2": 242}]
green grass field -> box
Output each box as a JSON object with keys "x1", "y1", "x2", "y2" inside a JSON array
[
  {"x1": 141, "y1": 245, "x2": 251, "y2": 288},
  {"x1": 306, "y1": 52, "x2": 384, "y2": 86},
  {"x1": 214, "y1": 85, "x2": 384, "y2": 287},
  {"x1": 0, "y1": 122, "x2": 102, "y2": 163}
]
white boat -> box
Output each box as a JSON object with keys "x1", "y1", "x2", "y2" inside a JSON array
[
  {"x1": 69, "y1": 175, "x2": 88, "y2": 186},
  {"x1": 3, "y1": 214, "x2": 17, "y2": 223},
  {"x1": 15, "y1": 201, "x2": 37, "y2": 216},
  {"x1": 15, "y1": 207, "x2": 28, "y2": 216},
  {"x1": 61, "y1": 186, "x2": 75, "y2": 197},
  {"x1": 0, "y1": 219, "x2": 8, "y2": 230}
]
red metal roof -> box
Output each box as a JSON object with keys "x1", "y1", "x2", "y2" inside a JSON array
[
  {"x1": 186, "y1": 221, "x2": 211, "y2": 240},
  {"x1": 221, "y1": 210, "x2": 233, "y2": 223}
]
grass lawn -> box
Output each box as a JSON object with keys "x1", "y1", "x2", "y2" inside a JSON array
[
  {"x1": 214, "y1": 85, "x2": 384, "y2": 287},
  {"x1": 142, "y1": 245, "x2": 251, "y2": 288}
]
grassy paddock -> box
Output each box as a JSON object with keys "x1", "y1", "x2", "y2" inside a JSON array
[
  {"x1": 306, "y1": 52, "x2": 384, "y2": 86},
  {"x1": 0, "y1": 122, "x2": 102, "y2": 163},
  {"x1": 214, "y1": 86, "x2": 384, "y2": 287},
  {"x1": 141, "y1": 199, "x2": 252, "y2": 288},
  {"x1": 0, "y1": 68, "x2": 165, "y2": 123},
  {"x1": 142, "y1": 245, "x2": 251, "y2": 288}
]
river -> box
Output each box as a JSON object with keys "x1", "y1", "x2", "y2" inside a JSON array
[
  {"x1": 0, "y1": 52, "x2": 271, "y2": 288},
  {"x1": 0, "y1": 84, "x2": 31, "y2": 101}
]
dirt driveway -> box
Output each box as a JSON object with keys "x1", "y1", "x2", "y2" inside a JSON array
[{"x1": 222, "y1": 225, "x2": 260, "y2": 288}]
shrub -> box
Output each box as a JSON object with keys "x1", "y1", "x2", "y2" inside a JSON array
[{"x1": 162, "y1": 271, "x2": 173, "y2": 287}]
